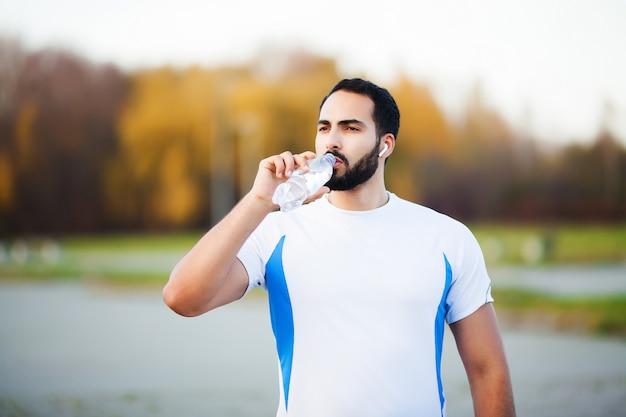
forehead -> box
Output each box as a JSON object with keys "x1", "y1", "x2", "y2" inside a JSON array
[{"x1": 319, "y1": 90, "x2": 375, "y2": 123}]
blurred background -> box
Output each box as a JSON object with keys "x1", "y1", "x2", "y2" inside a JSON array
[
  {"x1": 0, "y1": 0, "x2": 625, "y2": 234},
  {"x1": 0, "y1": 0, "x2": 625, "y2": 416}
]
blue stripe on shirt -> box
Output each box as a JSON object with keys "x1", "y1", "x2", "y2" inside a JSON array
[
  {"x1": 435, "y1": 254, "x2": 453, "y2": 416},
  {"x1": 265, "y1": 235, "x2": 294, "y2": 411}
]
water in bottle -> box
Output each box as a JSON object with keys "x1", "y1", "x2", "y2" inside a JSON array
[{"x1": 272, "y1": 154, "x2": 335, "y2": 212}]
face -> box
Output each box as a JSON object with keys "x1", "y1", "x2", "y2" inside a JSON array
[{"x1": 316, "y1": 91, "x2": 381, "y2": 191}]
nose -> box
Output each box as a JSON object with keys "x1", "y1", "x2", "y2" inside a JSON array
[{"x1": 324, "y1": 128, "x2": 342, "y2": 153}]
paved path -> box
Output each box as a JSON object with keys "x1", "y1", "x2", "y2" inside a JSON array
[{"x1": 0, "y1": 280, "x2": 625, "y2": 417}]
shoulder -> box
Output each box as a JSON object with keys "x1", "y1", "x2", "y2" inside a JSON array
[
  {"x1": 391, "y1": 194, "x2": 470, "y2": 232},
  {"x1": 390, "y1": 195, "x2": 481, "y2": 259}
]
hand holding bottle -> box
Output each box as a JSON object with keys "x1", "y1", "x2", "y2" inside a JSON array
[{"x1": 272, "y1": 153, "x2": 335, "y2": 212}]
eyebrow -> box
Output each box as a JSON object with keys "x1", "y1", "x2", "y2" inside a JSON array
[{"x1": 317, "y1": 119, "x2": 366, "y2": 127}]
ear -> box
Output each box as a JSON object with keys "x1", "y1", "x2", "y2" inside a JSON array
[{"x1": 379, "y1": 134, "x2": 395, "y2": 158}]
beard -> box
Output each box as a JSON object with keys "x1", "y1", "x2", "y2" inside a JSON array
[{"x1": 325, "y1": 141, "x2": 380, "y2": 191}]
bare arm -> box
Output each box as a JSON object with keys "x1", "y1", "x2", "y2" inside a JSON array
[
  {"x1": 163, "y1": 151, "x2": 326, "y2": 317},
  {"x1": 449, "y1": 303, "x2": 516, "y2": 417},
  {"x1": 163, "y1": 192, "x2": 273, "y2": 316}
]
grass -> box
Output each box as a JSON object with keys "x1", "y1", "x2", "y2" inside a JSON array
[
  {"x1": 1, "y1": 224, "x2": 625, "y2": 337},
  {"x1": 59, "y1": 232, "x2": 202, "y2": 252},
  {"x1": 492, "y1": 288, "x2": 626, "y2": 338},
  {"x1": 472, "y1": 222, "x2": 626, "y2": 338},
  {"x1": 471, "y1": 223, "x2": 626, "y2": 265},
  {"x1": 0, "y1": 232, "x2": 202, "y2": 285}
]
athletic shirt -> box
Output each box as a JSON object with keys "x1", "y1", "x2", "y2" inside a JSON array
[{"x1": 237, "y1": 192, "x2": 493, "y2": 417}]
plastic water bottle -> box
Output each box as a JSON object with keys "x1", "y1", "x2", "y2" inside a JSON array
[{"x1": 272, "y1": 154, "x2": 335, "y2": 212}]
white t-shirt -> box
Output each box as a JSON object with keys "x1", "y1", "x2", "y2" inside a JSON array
[{"x1": 237, "y1": 193, "x2": 493, "y2": 417}]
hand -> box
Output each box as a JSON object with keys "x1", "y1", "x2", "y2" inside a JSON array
[
  {"x1": 251, "y1": 151, "x2": 318, "y2": 207},
  {"x1": 304, "y1": 185, "x2": 330, "y2": 204}
]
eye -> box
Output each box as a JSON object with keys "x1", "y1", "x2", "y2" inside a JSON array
[{"x1": 318, "y1": 126, "x2": 329, "y2": 132}]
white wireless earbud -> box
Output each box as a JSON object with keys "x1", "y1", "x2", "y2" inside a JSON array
[{"x1": 378, "y1": 143, "x2": 389, "y2": 157}]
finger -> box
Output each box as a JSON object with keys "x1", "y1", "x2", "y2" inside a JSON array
[
  {"x1": 305, "y1": 186, "x2": 330, "y2": 204},
  {"x1": 265, "y1": 154, "x2": 287, "y2": 178},
  {"x1": 278, "y1": 151, "x2": 297, "y2": 178},
  {"x1": 293, "y1": 151, "x2": 317, "y2": 173}
]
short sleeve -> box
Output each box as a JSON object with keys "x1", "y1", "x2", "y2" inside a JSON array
[
  {"x1": 237, "y1": 231, "x2": 268, "y2": 296},
  {"x1": 444, "y1": 224, "x2": 494, "y2": 324}
]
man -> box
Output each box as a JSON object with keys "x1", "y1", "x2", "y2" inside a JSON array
[{"x1": 163, "y1": 78, "x2": 516, "y2": 416}]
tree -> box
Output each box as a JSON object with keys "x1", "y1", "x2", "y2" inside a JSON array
[{"x1": 1, "y1": 41, "x2": 127, "y2": 234}]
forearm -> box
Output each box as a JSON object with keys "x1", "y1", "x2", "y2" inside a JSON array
[
  {"x1": 163, "y1": 192, "x2": 274, "y2": 316},
  {"x1": 451, "y1": 304, "x2": 516, "y2": 417},
  {"x1": 468, "y1": 367, "x2": 516, "y2": 417}
]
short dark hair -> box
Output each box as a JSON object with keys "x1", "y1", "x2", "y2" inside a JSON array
[{"x1": 320, "y1": 78, "x2": 400, "y2": 141}]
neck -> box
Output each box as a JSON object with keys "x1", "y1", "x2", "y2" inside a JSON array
[{"x1": 327, "y1": 175, "x2": 388, "y2": 211}]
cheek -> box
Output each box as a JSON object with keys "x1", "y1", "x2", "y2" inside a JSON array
[{"x1": 314, "y1": 136, "x2": 325, "y2": 154}]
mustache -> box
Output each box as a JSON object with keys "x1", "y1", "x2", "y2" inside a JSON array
[{"x1": 327, "y1": 150, "x2": 349, "y2": 166}]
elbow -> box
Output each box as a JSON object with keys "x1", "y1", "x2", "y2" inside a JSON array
[
  {"x1": 162, "y1": 277, "x2": 207, "y2": 318},
  {"x1": 162, "y1": 284, "x2": 192, "y2": 317},
  {"x1": 163, "y1": 260, "x2": 246, "y2": 316}
]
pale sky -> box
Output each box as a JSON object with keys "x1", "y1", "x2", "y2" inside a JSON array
[{"x1": 1, "y1": 0, "x2": 625, "y2": 145}]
